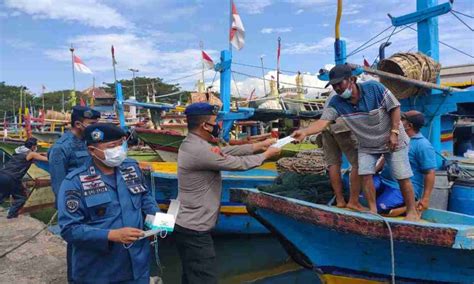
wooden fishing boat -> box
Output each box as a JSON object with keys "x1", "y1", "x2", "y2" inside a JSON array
[
  {"x1": 140, "y1": 161, "x2": 278, "y2": 234},
  {"x1": 231, "y1": 188, "x2": 474, "y2": 283}
]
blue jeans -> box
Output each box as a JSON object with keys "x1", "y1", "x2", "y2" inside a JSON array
[{"x1": 0, "y1": 173, "x2": 27, "y2": 218}]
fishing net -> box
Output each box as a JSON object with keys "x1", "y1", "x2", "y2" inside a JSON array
[{"x1": 258, "y1": 149, "x2": 335, "y2": 204}]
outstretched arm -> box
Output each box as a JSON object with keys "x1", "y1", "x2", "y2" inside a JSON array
[
  {"x1": 291, "y1": 119, "x2": 331, "y2": 142},
  {"x1": 27, "y1": 152, "x2": 48, "y2": 162}
]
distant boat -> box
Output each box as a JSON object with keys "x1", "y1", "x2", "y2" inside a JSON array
[{"x1": 232, "y1": 188, "x2": 474, "y2": 283}]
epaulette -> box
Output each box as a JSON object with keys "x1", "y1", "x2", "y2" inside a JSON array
[
  {"x1": 65, "y1": 165, "x2": 88, "y2": 180},
  {"x1": 53, "y1": 132, "x2": 71, "y2": 145},
  {"x1": 122, "y1": 157, "x2": 138, "y2": 165}
]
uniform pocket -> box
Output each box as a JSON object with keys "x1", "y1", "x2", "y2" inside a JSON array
[{"x1": 85, "y1": 192, "x2": 116, "y2": 221}]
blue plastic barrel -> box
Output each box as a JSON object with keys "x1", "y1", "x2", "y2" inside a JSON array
[{"x1": 448, "y1": 178, "x2": 474, "y2": 215}]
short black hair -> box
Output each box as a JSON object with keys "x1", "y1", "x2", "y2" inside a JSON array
[
  {"x1": 187, "y1": 115, "x2": 211, "y2": 131},
  {"x1": 24, "y1": 137, "x2": 38, "y2": 149},
  {"x1": 71, "y1": 114, "x2": 85, "y2": 127}
]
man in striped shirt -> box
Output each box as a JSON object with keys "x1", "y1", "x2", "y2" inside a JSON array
[{"x1": 292, "y1": 64, "x2": 419, "y2": 221}]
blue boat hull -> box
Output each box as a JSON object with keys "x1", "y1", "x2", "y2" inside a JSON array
[
  {"x1": 233, "y1": 189, "x2": 474, "y2": 283},
  {"x1": 255, "y1": 208, "x2": 474, "y2": 283},
  {"x1": 151, "y1": 169, "x2": 277, "y2": 234}
]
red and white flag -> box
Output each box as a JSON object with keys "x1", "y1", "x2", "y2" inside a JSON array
[
  {"x1": 73, "y1": 55, "x2": 93, "y2": 74},
  {"x1": 363, "y1": 57, "x2": 370, "y2": 67},
  {"x1": 230, "y1": 1, "x2": 245, "y2": 50},
  {"x1": 201, "y1": 50, "x2": 214, "y2": 70}
]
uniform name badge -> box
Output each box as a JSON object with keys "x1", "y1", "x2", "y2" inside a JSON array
[
  {"x1": 120, "y1": 166, "x2": 147, "y2": 194},
  {"x1": 80, "y1": 174, "x2": 108, "y2": 197}
]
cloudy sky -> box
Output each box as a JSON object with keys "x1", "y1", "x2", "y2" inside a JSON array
[{"x1": 0, "y1": 0, "x2": 473, "y2": 98}]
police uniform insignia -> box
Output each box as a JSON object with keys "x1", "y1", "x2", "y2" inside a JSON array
[
  {"x1": 120, "y1": 166, "x2": 147, "y2": 194},
  {"x1": 80, "y1": 174, "x2": 108, "y2": 197},
  {"x1": 65, "y1": 191, "x2": 81, "y2": 213},
  {"x1": 83, "y1": 110, "x2": 93, "y2": 118},
  {"x1": 212, "y1": 105, "x2": 219, "y2": 114},
  {"x1": 91, "y1": 129, "x2": 104, "y2": 142}
]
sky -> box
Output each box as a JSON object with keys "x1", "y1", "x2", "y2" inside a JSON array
[{"x1": 0, "y1": 0, "x2": 473, "y2": 98}]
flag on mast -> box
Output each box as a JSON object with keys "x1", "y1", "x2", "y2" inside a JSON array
[
  {"x1": 73, "y1": 55, "x2": 93, "y2": 74},
  {"x1": 201, "y1": 50, "x2": 215, "y2": 70},
  {"x1": 111, "y1": 45, "x2": 117, "y2": 65},
  {"x1": 230, "y1": 1, "x2": 245, "y2": 50},
  {"x1": 363, "y1": 57, "x2": 370, "y2": 67}
]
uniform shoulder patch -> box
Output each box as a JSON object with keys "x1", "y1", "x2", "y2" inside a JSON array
[
  {"x1": 65, "y1": 190, "x2": 81, "y2": 213},
  {"x1": 65, "y1": 166, "x2": 88, "y2": 180}
]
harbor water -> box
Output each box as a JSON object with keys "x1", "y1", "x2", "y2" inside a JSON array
[{"x1": 152, "y1": 234, "x2": 321, "y2": 283}]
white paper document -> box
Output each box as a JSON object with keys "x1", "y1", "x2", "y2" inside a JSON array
[{"x1": 272, "y1": 136, "x2": 296, "y2": 148}]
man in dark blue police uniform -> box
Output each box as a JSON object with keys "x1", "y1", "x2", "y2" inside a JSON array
[
  {"x1": 48, "y1": 105, "x2": 100, "y2": 283},
  {"x1": 48, "y1": 105, "x2": 101, "y2": 199},
  {"x1": 57, "y1": 123, "x2": 159, "y2": 283}
]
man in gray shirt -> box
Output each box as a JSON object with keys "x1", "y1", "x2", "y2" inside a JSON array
[
  {"x1": 175, "y1": 102, "x2": 280, "y2": 284},
  {"x1": 292, "y1": 64, "x2": 418, "y2": 221}
]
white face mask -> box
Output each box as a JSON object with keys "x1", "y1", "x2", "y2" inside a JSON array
[{"x1": 94, "y1": 144, "x2": 127, "y2": 167}]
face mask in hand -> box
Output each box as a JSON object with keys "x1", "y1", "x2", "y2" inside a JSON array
[{"x1": 94, "y1": 145, "x2": 127, "y2": 167}]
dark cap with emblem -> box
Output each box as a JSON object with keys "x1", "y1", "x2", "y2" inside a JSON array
[
  {"x1": 184, "y1": 102, "x2": 220, "y2": 116},
  {"x1": 325, "y1": 64, "x2": 353, "y2": 88},
  {"x1": 402, "y1": 110, "x2": 425, "y2": 129},
  {"x1": 84, "y1": 123, "x2": 126, "y2": 145},
  {"x1": 71, "y1": 105, "x2": 101, "y2": 124}
]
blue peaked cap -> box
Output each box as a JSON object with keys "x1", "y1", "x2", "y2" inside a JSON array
[
  {"x1": 184, "y1": 103, "x2": 220, "y2": 116},
  {"x1": 84, "y1": 123, "x2": 126, "y2": 145}
]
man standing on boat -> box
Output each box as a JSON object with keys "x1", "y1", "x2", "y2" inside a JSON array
[
  {"x1": 0, "y1": 138, "x2": 48, "y2": 218},
  {"x1": 48, "y1": 105, "x2": 100, "y2": 200},
  {"x1": 374, "y1": 111, "x2": 436, "y2": 215},
  {"x1": 57, "y1": 123, "x2": 158, "y2": 283},
  {"x1": 175, "y1": 102, "x2": 280, "y2": 284},
  {"x1": 292, "y1": 64, "x2": 419, "y2": 221},
  {"x1": 320, "y1": 91, "x2": 363, "y2": 210}
]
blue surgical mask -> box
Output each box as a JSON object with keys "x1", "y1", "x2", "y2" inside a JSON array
[{"x1": 340, "y1": 86, "x2": 352, "y2": 99}]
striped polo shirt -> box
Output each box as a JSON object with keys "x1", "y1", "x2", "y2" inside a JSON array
[{"x1": 321, "y1": 80, "x2": 408, "y2": 154}]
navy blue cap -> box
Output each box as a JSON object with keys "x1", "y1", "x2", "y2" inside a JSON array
[
  {"x1": 71, "y1": 105, "x2": 101, "y2": 124},
  {"x1": 402, "y1": 111, "x2": 425, "y2": 129},
  {"x1": 325, "y1": 64, "x2": 353, "y2": 88},
  {"x1": 184, "y1": 103, "x2": 220, "y2": 116},
  {"x1": 84, "y1": 123, "x2": 126, "y2": 145}
]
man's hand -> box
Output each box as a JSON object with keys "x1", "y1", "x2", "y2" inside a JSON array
[
  {"x1": 416, "y1": 198, "x2": 430, "y2": 213},
  {"x1": 108, "y1": 227, "x2": 144, "y2": 244},
  {"x1": 257, "y1": 138, "x2": 277, "y2": 151},
  {"x1": 388, "y1": 132, "x2": 398, "y2": 151},
  {"x1": 263, "y1": 147, "x2": 281, "y2": 159},
  {"x1": 291, "y1": 129, "x2": 307, "y2": 142}
]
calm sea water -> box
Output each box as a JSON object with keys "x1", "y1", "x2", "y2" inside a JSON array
[{"x1": 151, "y1": 234, "x2": 321, "y2": 283}]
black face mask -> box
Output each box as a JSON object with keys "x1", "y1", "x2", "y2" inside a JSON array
[{"x1": 205, "y1": 122, "x2": 221, "y2": 138}]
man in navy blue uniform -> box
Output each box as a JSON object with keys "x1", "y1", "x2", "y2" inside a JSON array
[
  {"x1": 58, "y1": 123, "x2": 159, "y2": 283},
  {"x1": 48, "y1": 105, "x2": 101, "y2": 199}
]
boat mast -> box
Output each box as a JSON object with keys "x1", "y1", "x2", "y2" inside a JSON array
[{"x1": 70, "y1": 44, "x2": 76, "y2": 106}]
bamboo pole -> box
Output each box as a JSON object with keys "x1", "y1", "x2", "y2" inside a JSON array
[{"x1": 347, "y1": 63, "x2": 463, "y2": 93}]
